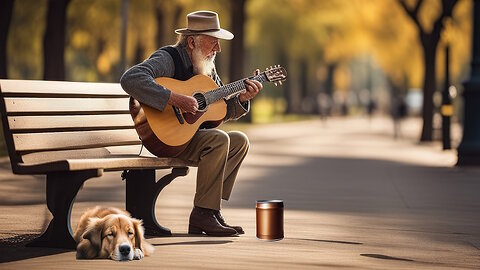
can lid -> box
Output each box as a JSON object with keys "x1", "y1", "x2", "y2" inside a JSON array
[{"x1": 256, "y1": 200, "x2": 284, "y2": 208}]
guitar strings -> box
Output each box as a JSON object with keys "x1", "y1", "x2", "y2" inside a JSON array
[{"x1": 204, "y1": 73, "x2": 267, "y2": 104}]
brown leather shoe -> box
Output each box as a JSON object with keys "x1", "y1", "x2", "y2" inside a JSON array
[
  {"x1": 188, "y1": 207, "x2": 238, "y2": 237},
  {"x1": 214, "y1": 210, "x2": 245, "y2": 234}
]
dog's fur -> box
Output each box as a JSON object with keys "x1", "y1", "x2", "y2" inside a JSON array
[{"x1": 74, "y1": 206, "x2": 154, "y2": 261}]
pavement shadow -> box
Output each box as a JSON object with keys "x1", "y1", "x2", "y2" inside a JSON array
[
  {"x1": 154, "y1": 240, "x2": 233, "y2": 246},
  {"x1": 290, "y1": 237, "x2": 362, "y2": 245},
  {"x1": 226, "y1": 151, "x2": 480, "y2": 250},
  {"x1": 360, "y1": 253, "x2": 414, "y2": 262},
  {"x1": 229, "y1": 152, "x2": 479, "y2": 214},
  {"x1": 0, "y1": 234, "x2": 72, "y2": 263}
]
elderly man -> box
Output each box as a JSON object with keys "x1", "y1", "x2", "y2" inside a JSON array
[{"x1": 120, "y1": 11, "x2": 262, "y2": 237}]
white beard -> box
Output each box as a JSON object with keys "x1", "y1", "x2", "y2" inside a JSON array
[{"x1": 191, "y1": 46, "x2": 216, "y2": 77}]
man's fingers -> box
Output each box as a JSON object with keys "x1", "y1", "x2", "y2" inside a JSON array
[
  {"x1": 252, "y1": 80, "x2": 262, "y2": 90},
  {"x1": 246, "y1": 79, "x2": 262, "y2": 92},
  {"x1": 245, "y1": 79, "x2": 258, "y2": 89}
]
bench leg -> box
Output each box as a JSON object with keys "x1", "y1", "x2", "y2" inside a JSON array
[
  {"x1": 125, "y1": 167, "x2": 189, "y2": 236},
  {"x1": 27, "y1": 170, "x2": 101, "y2": 249}
]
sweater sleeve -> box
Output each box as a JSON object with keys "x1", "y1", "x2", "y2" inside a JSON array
[
  {"x1": 225, "y1": 96, "x2": 250, "y2": 121},
  {"x1": 120, "y1": 49, "x2": 175, "y2": 111}
]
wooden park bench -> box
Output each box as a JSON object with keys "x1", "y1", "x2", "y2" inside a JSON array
[{"x1": 0, "y1": 79, "x2": 196, "y2": 249}]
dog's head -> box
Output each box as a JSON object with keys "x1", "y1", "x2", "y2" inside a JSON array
[{"x1": 77, "y1": 214, "x2": 154, "y2": 261}]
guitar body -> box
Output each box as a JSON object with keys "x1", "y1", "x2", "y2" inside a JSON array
[
  {"x1": 129, "y1": 65, "x2": 287, "y2": 157},
  {"x1": 131, "y1": 75, "x2": 226, "y2": 157}
]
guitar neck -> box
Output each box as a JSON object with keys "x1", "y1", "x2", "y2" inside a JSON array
[{"x1": 204, "y1": 73, "x2": 268, "y2": 105}]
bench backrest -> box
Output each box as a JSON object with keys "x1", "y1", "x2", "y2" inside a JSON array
[{"x1": 0, "y1": 79, "x2": 141, "y2": 174}]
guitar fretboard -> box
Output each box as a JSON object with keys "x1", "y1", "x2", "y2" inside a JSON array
[{"x1": 204, "y1": 73, "x2": 268, "y2": 105}]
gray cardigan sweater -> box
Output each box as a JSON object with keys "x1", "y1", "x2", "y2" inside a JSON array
[{"x1": 120, "y1": 45, "x2": 249, "y2": 122}]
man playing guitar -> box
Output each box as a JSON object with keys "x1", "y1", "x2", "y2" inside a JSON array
[{"x1": 121, "y1": 10, "x2": 262, "y2": 236}]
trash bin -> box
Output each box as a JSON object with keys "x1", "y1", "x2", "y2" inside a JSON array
[{"x1": 256, "y1": 200, "x2": 284, "y2": 241}]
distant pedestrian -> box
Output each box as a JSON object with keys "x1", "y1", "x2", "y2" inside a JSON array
[
  {"x1": 392, "y1": 97, "x2": 407, "y2": 139},
  {"x1": 316, "y1": 92, "x2": 332, "y2": 121},
  {"x1": 367, "y1": 99, "x2": 377, "y2": 116}
]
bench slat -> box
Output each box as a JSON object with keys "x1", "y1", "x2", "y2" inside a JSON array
[
  {"x1": 4, "y1": 97, "x2": 129, "y2": 114},
  {"x1": 0, "y1": 79, "x2": 127, "y2": 97},
  {"x1": 69, "y1": 157, "x2": 193, "y2": 171},
  {"x1": 15, "y1": 156, "x2": 193, "y2": 174},
  {"x1": 13, "y1": 129, "x2": 141, "y2": 152},
  {"x1": 8, "y1": 114, "x2": 134, "y2": 132},
  {"x1": 20, "y1": 145, "x2": 156, "y2": 165}
]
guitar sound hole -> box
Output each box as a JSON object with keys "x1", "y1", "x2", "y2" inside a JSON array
[{"x1": 193, "y1": 93, "x2": 207, "y2": 111}]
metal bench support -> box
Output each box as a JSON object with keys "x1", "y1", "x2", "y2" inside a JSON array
[
  {"x1": 125, "y1": 167, "x2": 189, "y2": 236},
  {"x1": 27, "y1": 170, "x2": 101, "y2": 249}
]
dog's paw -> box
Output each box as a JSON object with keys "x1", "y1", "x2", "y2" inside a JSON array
[{"x1": 133, "y1": 248, "x2": 144, "y2": 260}]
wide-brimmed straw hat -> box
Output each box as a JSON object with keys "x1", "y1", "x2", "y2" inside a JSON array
[{"x1": 175, "y1": 11, "x2": 234, "y2": 40}]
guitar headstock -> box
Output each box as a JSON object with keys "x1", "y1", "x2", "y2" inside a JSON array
[{"x1": 264, "y1": 65, "x2": 287, "y2": 86}]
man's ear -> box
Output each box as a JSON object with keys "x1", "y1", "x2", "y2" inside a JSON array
[
  {"x1": 187, "y1": 36, "x2": 195, "y2": 49},
  {"x1": 82, "y1": 217, "x2": 103, "y2": 251},
  {"x1": 132, "y1": 218, "x2": 154, "y2": 256}
]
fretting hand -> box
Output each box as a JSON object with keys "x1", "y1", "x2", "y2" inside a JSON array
[{"x1": 239, "y1": 69, "x2": 263, "y2": 103}]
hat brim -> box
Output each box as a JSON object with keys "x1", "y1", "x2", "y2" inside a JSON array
[{"x1": 174, "y1": 28, "x2": 234, "y2": 40}]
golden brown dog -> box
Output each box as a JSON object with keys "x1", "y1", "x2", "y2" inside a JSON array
[{"x1": 74, "y1": 206, "x2": 154, "y2": 261}]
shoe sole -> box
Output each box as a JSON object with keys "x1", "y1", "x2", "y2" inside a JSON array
[{"x1": 188, "y1": 224, "x2": 238, "y2": 237}]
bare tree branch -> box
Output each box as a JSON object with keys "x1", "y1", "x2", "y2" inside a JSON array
[
  {"x1": 432, "y1": 0, "x2": 458, "y2": 41},
  {"x1": 398, "y1": 0, "x2": 424, "y2": 33}
]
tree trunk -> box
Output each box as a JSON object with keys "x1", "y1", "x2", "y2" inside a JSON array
[
  {"x1": 134, "y1": 41, "x2": 144, "y2": 65},
  {"x1": 154, "y1": 2, "x2": 165, "y2": 48},
  {"x1": 229, "y1": 0, "x2": 246, "y2": 82},
  {"x1": 279, "y1": 50, "x2": 292, "y2": 114},
  {"x1": 397, "y1": 0, "x2": 457, "y2": 142},
  {"x1": 300, "y1": 59, "x2": 308, "y2": 100},
  {"x1": 119, "y1": 0, "x2": 128, "y2": 77},
  {"x1": 299, "y1": 59, "x2": 311, "y2": 113},
  {"x1": 43, "y1": 0, "x2": 71, "y2": 81},
  {"x1": 0, "y1": 0, "x2": 14, "y2": 79},
  {"x1": 419, "y1": 33, "x2": 440, "y2": 141},
  {"x1": 229, "y1": 0, "x2": 249, "y2": 121},
  {"x1": 325, "y1": 63, "x2": 336, "y2": 97},
  {"x1": 172, "y1": 4, "x2": 183, "y2": 32}
]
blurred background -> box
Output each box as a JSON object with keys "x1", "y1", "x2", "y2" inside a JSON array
[{"x1": 0, "y1": 0, "x2": 474, "y2": 155}]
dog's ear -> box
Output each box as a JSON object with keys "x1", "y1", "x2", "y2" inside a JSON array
[
  {"x1": 76, "y1": 217, "x2": 103, "y2": 259},
  {"x1": 82, "y1": 217, "x2": 104, "y2": 252},
  {"x1": 132, "y1": 218, "x2": 154, "y2": 256}
]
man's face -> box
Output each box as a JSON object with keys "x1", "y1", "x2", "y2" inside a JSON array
[
  {"x1": 197, "y1": 35, "x2": 221, "y2": 60},
  {"x1": 189, "y1": 35, "x2": 220, "y2": 76}
]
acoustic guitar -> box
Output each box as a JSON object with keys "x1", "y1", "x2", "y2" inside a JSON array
[{"x1": 129, "y1": 65, "x2": 287, "y2": 157}]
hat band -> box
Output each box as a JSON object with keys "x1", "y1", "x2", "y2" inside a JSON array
[{"x1": 185, "y1": 28, "x2": 221, "y2": 33}]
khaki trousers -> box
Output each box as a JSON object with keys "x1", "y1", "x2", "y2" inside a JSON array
[{"x1": 176, "y1": 129, "x2": 249, "y2": 210}]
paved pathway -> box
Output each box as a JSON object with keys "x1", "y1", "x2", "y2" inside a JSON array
[{"x1": 0, "y1": 116, "x2": 479, "y2": 269}]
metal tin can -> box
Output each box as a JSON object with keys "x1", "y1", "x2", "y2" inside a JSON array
[{"x1": 256, "y1": 200, "x2": 284, "y2": 240}]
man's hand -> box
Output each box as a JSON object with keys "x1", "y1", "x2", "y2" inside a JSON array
[
  {"x1": 239, "y1": 69, "x2": 263, "y2": 103},
  {"x1": 168, "y1": 92, "x2": 198, "y2": 114}
]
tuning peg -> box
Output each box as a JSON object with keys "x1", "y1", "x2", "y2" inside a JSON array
[
  {"x1": 279, "y1": 81, "x2": 282, "y2": 85},
  {"x1": 270, "y1": 66, "x2": 273, "y2": 69},
  {"x1": 274, "y1": 82, "x2": 278, "y2": 86}
]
